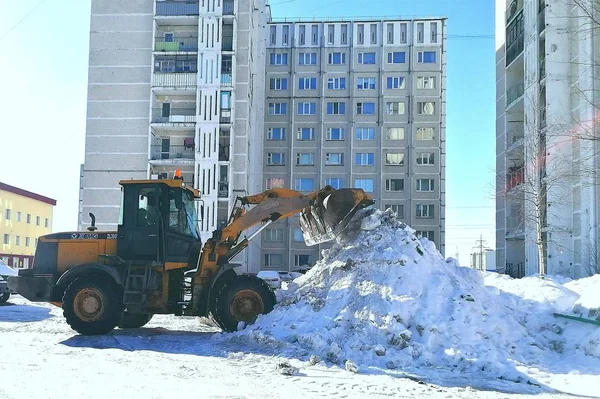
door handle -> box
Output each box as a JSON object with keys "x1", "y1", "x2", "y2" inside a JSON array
[{"x1": 149, "y1": 234, "x2": 157, "y2": 237}]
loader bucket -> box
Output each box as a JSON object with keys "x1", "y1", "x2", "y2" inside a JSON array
[{"x1": 299, "y1": 188, "x2": 375, "y2": 246}]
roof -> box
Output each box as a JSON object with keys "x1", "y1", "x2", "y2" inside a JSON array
[{"x1": 0, "y1": 182, "x2": 57, "y2": 206}]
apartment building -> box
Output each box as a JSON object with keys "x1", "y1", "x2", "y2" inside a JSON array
[
  {"x1": 496, "y1": 0, "x2": 600, "y2": 278},
  {"x1": 80, "y1": 0, "x2": 269, "y2": 267},
  {"x1": 262, "y1": 19, "x2": 447, "y2": 272},
  {"x1": 0, "y1": 182, "x2": 56, "y2": 269}
]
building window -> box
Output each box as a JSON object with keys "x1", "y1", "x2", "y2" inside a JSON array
[
  {"x1": 282, "y1": 25, "x2": 290, "y2": 45},
  {"x1": 326, "y1": 102, "x2": 346, "y2": 115},
  {"x1": 267, "y1": 153, "x2": 285, "y2": 166},
  {"x1": 416, "y1": 204, "x2": 435, "y2": 218},
  {"x1": 293, "y1": 228, "x2": 304, "y2": 242},
  {"x1": 36, "y1": 216, "x2": 40, "y2": 226},
  {"x1": 400, "y1": 23, "x2": 407, "y2": 43},
  {"x1": 417, "y1": 102, "x2": 436, "y2": 115},
  {"x1": 325, "y1": 127, "x2": 345, "y2": 140},
  {"x1": 341, "y1": 24, "x2": 348, "y2": 44},
  {"x1": 299, "y1": 25, "x2": 306, "y2": 45},
  {"x1": 4, "y1": 209, "x2": 10, "y2": 220},
  {"x1": 357, "y1": 52, "x2": 376, "y2": 64},
  {"x1": 370, "y1": 23, "x2": 377, "y2": 44},
  {"x1": 299, "y1": 52, "x2": 317, "y2": 65},
  {"x1": 357, "y1": 77, "x2": 376, "y2": 90},
  {"x1": 417, "y1": 51, "x2": 437, "y2": 63},
  {"x1": 327, "y1": 24, "x2": 335, "y2": 44},
  {"x1": 430, "y1": 22, "x2": 438, "y2": 43},
  {"x1": 325, "y1": 153, "x2": 344, "y2": 165},
  {"x1": 312, "y1": 24, "x2": 319, "y2": 45},
  {"x1": 386, "y1": 101, "x2": 406, "y2": 115},
  {"x1": 266, "y1": 178, "x2": 285, "y2": 189},
  {"x1": 387, "y1": 52, "x2": 406, "y2": 64},
  {"x1": 356, "y1": 127, "x2": 375, "y2": 140},
  {"x1": 416, "y1": 178, "x2": 435, "y2": 192},
  {"x1": 328, "y1": 52, "x2": 346, "y2": 65},
  {"x1": 295, "y1": 178, "x2": 315, "y2": 191},
  {"x1": 387, "y1": 23, "x2": 394, "y2": 44},
  {"x1": 417, "y1": 22, "x2": 424, "y2": 43},
  {"x1": 297, "y1": 102, "x2": 317, "y2": 115},
  {"x1": 416, "y1": 152, "x2": 435, "y2": 165},
  {"x1": 25, "y1": 237, "x2": 30, "y2": 247},
  {"x1": 355, "y1": 153, "x2": 375, "y2": 166},
  {"x1": 327, "y1": 77, "x2": 346, "y2": 90},
  {"x1": 27, "y1": 214, "x2": 31, "y2": 224},
  {"x1": 417, "y1": 76, "x2": 437, "y2": 89},
  {"x1": 387, "y1": 76, "x2": 406, "y2": 89},
  {"x1": 35, "y1": 238, "x2": 38, "y2": 247},
  {"x1": 416, "y1": 127, "x2": 436, "y2": 140},
  {"x1": 385, "y1": 153, "x2": 405, "y2": 165},
  {"x1": 357, "y1": 24, "x2": 364, "y2": 44},
  {"x1": 296, "y1": 153, "x2": 315, "y2": 166},
  {"x1": 264, "y1": 254, "x2": 283, "y2": 268},
  {"x1": 268, "y1": 102, "x2": 287, "y2": 115},
  {"x1": 355, "y1": 179, "x2": 374, "y2": 193},
  {"x1": 356, "y1": 102, "x2": 375, "y2": 115},
  {"x1": 297, "y1": 127, "x2": 315, "y2": 140},
  {"x1": 325, "y1": 178, "x2": 344, "y2": 189},
  {"x1": 15, "y1": 236, "x2": 20, "y2": 246},
  {"x1": 44, "y1": 218, "x2": 49, "y2": 228},
  {"x1": 298, "y1": 77, "x2": 317, "y2": 90},
  {"x1": 416, "y1": 230, "x2": 434, "y2": 241},
  {"x1": 294, "y1": 254, "x2": 312, "y2": 267},
  {"x1": 264, "y1": 228, "x2": 284, "y2": 242},
  {"x1": 270, "y1": 26, "x2": 276, "y2": 45},
  {"x1": 386, "y1": 204, "x2": 404, "y2": 218},
  {"x1": 269, "y1": 53, "x2": 288, "y2": 65},
  {"x1": 16, "y1": 211, "x2": 21, "y2": 222},
  {"x1": 385, "y1": 179, "x2": 404, "y2": 192},
  {"x1": 269, "y1": 77, "x2": 288, "y2": 90},
  {"x1": 267, "y1": 127, "x2": 286, "y2": 140},
  {"x1": 3, "y1": 234, "x2": 9, "y2": 245},
  {"x1": 386, "y1": 127, "x2": 405, "y2": 140}
]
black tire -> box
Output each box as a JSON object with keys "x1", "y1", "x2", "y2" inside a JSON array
[
  {"x1": 213, "y1": 275, "x2": 276, "y2": 332},
  {"x1": 119, "y1": 311, "x2": 154, "y2": 329},
  {"x1": 62, "y1": 276, "x2": 123, "y2": 335},
  {"x1": 0, "y1": 293, "x2": 9, "y2": 303}
]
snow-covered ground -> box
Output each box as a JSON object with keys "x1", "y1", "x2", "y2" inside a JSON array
[{"x1": 1, "y1": 209, "x2": 599, "y2": 398}]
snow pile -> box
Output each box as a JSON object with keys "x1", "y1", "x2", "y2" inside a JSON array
[{"x1": 227, "y1": 209, "x2": 600, "y2": 381}]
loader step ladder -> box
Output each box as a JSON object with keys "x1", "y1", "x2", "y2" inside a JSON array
[{"x1": 123, "y1": 265, "x2": 152, "y2": 305}]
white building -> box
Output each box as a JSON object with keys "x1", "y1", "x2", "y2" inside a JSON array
[
  {"x1": 79, "y1": 0, "x2": 269, "y2": 270},
  {"x1": 496, "y1": 0, "x2": 600, "y2": 278},
  {"x1": 470, "y1": 249, "x2": 496, "y2": 272}
]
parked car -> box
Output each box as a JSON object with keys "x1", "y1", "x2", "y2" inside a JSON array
[
  {"x1": 277, "y1": 271, "x2": 294, "y2": 283},
  {"x1": 256, "y1": 271, "x2": 282, "y2": 289},
  {"x1": 0, "y1": 276, "x2": 10, "y2": 303}
]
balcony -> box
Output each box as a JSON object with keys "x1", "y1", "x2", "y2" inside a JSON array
[
  {"x1": 218, "y1": 181, "x2": 229, "y2": 198},
  {"x1": 150, "y1": 145, "x2": 195, "y2": 161},
  {"x1": 220, "y1": 109, "x2": 232, "y2": 124},
  {"x1": 223, "y1": 0, "x2": 234, "y2": 15},
  {"x1": 156, "y1": 1, "x2": 199, "y2": 16},
  {"x1": 506, "y1": 132, "x2": 524, "y2": 150},
  {"x1": 152, "y1": 72, "x2": 197, "y2": 89},
  {"x1": 507, "y1": 166, "x2": 524, "y2": 191},
  {"x1": 506, "y1": 82, "x2": 524, "y2": 108},
  {"x1": 155, "y1": 37, "x2": 198, "y2": 52},
  {"x1": 506, "y1": 35, "x2": 524, "y2": 66},
  {"x1": 152, "y1": 108, "x2": 196, "y2": 123},
  {"x1": 221, "y1": 73, "x2": 233, "y2": 87}
]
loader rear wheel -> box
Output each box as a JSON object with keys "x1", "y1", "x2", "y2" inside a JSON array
[
  {"x1": 119, "y1": 311, "x2": 154, "y2": 329},
  {"x1": 214, "y1": 275, "x2": 276, "y2": 332},
  {"x1": 62, "y1": 277, "x2": 123, "y2": 335},
  {"x1": 0, "y1": 293, "x2": 9, "y2": 303}
]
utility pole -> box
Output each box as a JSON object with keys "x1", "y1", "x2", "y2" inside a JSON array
[{"x1": 472, "y1": 235, "x2": 490, "y2": 271}]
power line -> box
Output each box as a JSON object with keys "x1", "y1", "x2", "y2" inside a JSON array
[{"x1": 0, "y1": 0, "x2": 49, "y2": 42}]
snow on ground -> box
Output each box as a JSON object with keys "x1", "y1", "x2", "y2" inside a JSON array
[{"x1": 1, "y1": 208, "x2": 599, "y2": 398}]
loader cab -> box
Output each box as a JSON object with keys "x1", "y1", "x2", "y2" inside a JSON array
[{"x1": 116, "y1": 179, "x2": 202, "y2": 265}]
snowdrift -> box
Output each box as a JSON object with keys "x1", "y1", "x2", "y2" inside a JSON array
[{"x1": 228, "y1": 209, "x2": 600, "y2": 380}]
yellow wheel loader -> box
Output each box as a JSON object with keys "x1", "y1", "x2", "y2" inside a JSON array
[{"x1": 7, "y1": 177, "x2": 373, "y2": 335}]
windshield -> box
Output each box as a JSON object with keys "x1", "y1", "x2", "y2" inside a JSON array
[{"x1": 168, "y1": 188, "x2": 201, "y2": 240}]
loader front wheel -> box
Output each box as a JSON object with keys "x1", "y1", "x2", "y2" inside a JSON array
[
  {"x1": 62, "y1": 277, "x2": 123, "y2": 335},
  {"x1": 119, "y1": 311, "x2": 153, "y2": 329},
  {"x1": 214, "y1": 275, "x2": 276, "y2": 332},
  {"x1": 0, "y1": 293, "x2": 9, "y2": 303}
]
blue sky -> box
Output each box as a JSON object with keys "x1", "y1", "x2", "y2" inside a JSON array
[{"x1": 0, "y1": 0, "x2": 496, "y2": 266}]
